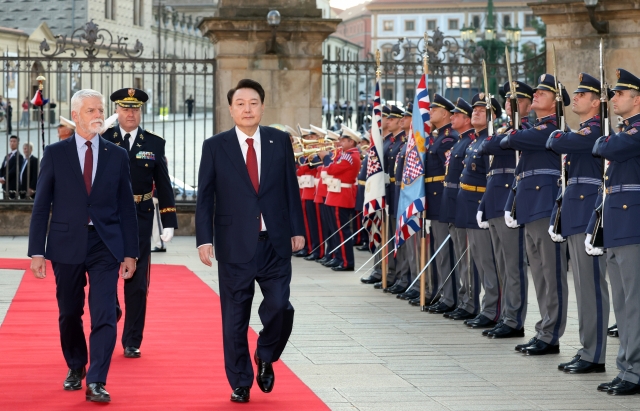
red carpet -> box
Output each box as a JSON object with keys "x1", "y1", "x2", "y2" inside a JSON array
[{"x1": 0, "y1": 258, "x2": 328, "y2": 410}]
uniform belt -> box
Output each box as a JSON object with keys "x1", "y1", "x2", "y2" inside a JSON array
[
  {"x1": 516, "y1": 169, "x2": 561, "y2": 181},
  {"x1": 358, "y1": 180, "x2": 366, "y2": 185},
  {"x1": 605, "y1": 184, "x2": 640, "y2": 194},
  {"x1": 389, "y1": 177, "x2": 396, "y2": 183},
  {"x1": 444, "y1": 182, "x2": 458, "y2": 189},
  {"x1": 567, "y1": 177, "x2": 602, "y2": 186},
  {"x1": 487, "y1": 168, "x2": 515, "y2": 177},
  {"x1": 133, "y1": 191, "x2": 154, "y2": 204},
  {"x1": 460, "y1": 183, "x2": 486, "y2": 193},
  {"x1": 340, "y1": 183, "x2": 352, "y2": 188},
  {"x1": 425, "y1": 175, "x2": 445, "y2": 183}
]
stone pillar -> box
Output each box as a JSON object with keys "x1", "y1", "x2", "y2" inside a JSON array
[
  {"x1": 199, "y1": 0, "x2": 340, "y2": 132},
  {"x1": 529, "y1": 0, "x2": 640, "y2": 127}
]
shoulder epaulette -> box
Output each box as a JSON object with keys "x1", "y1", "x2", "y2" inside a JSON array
[{"x1": 145, "y1": 129, "x2": 164, "y2": 140}]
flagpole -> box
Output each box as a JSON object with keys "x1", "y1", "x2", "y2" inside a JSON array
[
  {"x1": 419, "y1": 33, "x2": 429, "y2": 310},
  {"x1": 374, "y1": 50, "x2": 389, "y2": 291},
  {"x1": 36, "y1": 76, "x2": 46, "y2": 153}
]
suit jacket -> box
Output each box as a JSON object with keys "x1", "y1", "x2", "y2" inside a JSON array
[
  {"x1": 28, "y1": 135, "x2": 139, "y2": 264},
  {"x1": 1, "y1": 151, "x2": 24, "y2": 195},
  {"x1": 20, "y1": 155, "x2": 39, "y2": 194},
  {"x1": 196, "y1": 126, "x2": 305, "y2": 264}
]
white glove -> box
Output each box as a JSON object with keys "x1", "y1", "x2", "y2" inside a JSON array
[
  {"x1": 548, "y1": 225, "x2": 565, "y2": 243},
  {"x1": 585, "y1": 234, "x2": 604, "y2": 256},
  {"x1": 504, "y1": 211, "x2": 518, "y2": 228},
  {"x1": 424, "y1": 219, "x2": 431, "y2": 234},
  {"x1": 160, "y1": 227, "x2": 174, "y2": 242},
  {"x1": 476, "y1": 211, "x2": 489, "y2": 229}
]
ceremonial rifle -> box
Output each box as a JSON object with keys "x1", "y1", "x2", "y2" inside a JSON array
[
  {"x1": 591, "y1": 38, "x2": 609, "y2": 247},
  {"x1": 505, "y1": 47, "x2": 521, "y2": 219},
  {"x1": 482, "y1": 60, "x2": 494, "y2": 137},
  {"x1": 551, "y1": 44, "x2": 567, "y2": 235}
]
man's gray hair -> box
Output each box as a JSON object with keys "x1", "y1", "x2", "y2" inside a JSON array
[
  {"x1": 23, "y1": 142, "x2": 34, "y2": 150},
  {"x1": 71, "y1": 89, "x2": 104, "y2": 113}
]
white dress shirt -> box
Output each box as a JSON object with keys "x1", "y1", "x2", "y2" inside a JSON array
[
  {"x1": 119, "y1": 127, "x2": 139, "y2": 150},
  {"x1": 235, "y1": 126, "x2": 266, "y2": 231}
]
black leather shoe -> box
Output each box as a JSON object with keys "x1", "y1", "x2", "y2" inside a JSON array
[
  {"x1": 522, "y1": 340, "x2": 560, "y2": 355},
  {"x1": 608, "y1": 380, "x2": 640, "y2": 395},
  {"x1": 558, "y1": 355, "x2": 581, "y2": 370},
  {"x1": 409, "y1": 297, "x2": 421, "y2": 306},
  {"x1": 254, "y1": 350, "x2": 275, "y2": 393},
  {"x1": 63, "y1": 367, "x2": 86, "y2": 391},
  {"x1": 564, "y1": 359, "x2": 605, "y2": 374},
  {"x1": 450, "y1": 310, "x2": 476, "y2": 321},
  {"x1": 151, "y1": 246, "x2": 166, "y2": 253},
  {"x1": 332, "y1": 266, "x2": 354, "y2": 272},
  {"x1": 464, "y1": 314, "x2": 485, "y2": 326},
  {"x1": 608, "y1": 324, "x2": 619, "y2": 337},
  {"x1": 433, "y1": 302, "x2": 455, "y2": 314},
  {"x1": 293, "y1": 250, "x2": 307, "y2": 257},
  {"x1": 360, "y1": 275, "x2": 380, "y2": 284},
  {"x1": 398, "y1": 289, "x2": 419, "y2": 300},
  {"x1": 124, "y1": 347, "x2": 141, "y2": 358},
  {"x1": 388, "y1": 284, "x2": 407, "y2": 295},
  {"x1": 116, "y1": 306, "x2": 122, "y2": 323},
  {"x1": 303, "y1": 254, "x2": 319, "y2": 261},
  {"x1": 598, "y1": 377, "x2": 621, "y2": 392},
  {"x1": 85, "y1": 383, "x2": 110, "y2": 402},
  {"x1": 230, "y1": 386, "x2": 250, "y2": 403},
  {"x1": 468, "y1": 316, "x2": 497, "y2": 329},
  {"x1": 482, "y1": 321, "x2": 503, "y2": 336},
  {"x1": 324, "y1": 259, "x2": 341, "y2": 268},
  {"x1": 427, "y1": 302, "x2": 447, "y2": 313},
  {"x1": 356, "y1": 245, "x2": 369, "y2": 251},
  {"x1": 488, "y1": 324, "x2": 525, "y2": 339},
  {"x1": 316, "y1": 257, "x2": 329, "y2": 264},
  {"x1": 516, "y1": 337, "x2": 538, "y2": 352},
  {"x1": 443, "y1": 308, "x2": 462, "y2": 318},
  {"x1": 373, "y1": 282, "x2": 383, "y2": 289}
]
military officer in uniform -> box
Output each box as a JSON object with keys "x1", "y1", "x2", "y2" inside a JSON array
[
  {"x1": 102, "y1": 88, "x2": 178, "y2": 358},
  {"x1": 547, "y1": 73, "x2": 610, "y2": 374},
  {"x1": 586, "y1": 68, "x2": 640, "y2": 395},
  {"x1": 456, "y1": 93, "x2": 502, "y2": 329},
  {"x1": 479, "y1": 81, "x2": 532, "y2": 339},
  {"x1": 318, "y1": 130, "x2": 342, "y2": 268},
  {"x1": 356, "y1": 133, "x2": 371, "y2": 254},
  {"x1": 431, "y1": 98, "x2": 476, "y2": 316},
  {"x1": 500, "y1": 74, "x2": 569, "y2": 356},
  {"x1": 299, "y1": 125, "x2": 326, "y2": 261}
]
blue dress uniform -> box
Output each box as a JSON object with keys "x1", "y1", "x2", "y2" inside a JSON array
[
  {"x1": 434, "y1": 98, "x2": 476, "y2": 313},
  {"x1": 101, "y1": 88, "x2": 178, "y2": 354},
  {"x1": 390, "y1": 131, "x2": 412, "y2": 292},
  {"x1": 479, "y1": 81, "x2": 531, "y2": 338},
  {"x1": 456, "y1": 94, "x2": 503, "y2": 328},
  {"x1": 586, "y1": 69, "x2": 640, "y2": 392},
  {"x1": 421, "y1": 94, "x2": 457, "y2": 305},
  {"x1": 500, "y1": 74, "x2": 569, "y2": 354}
]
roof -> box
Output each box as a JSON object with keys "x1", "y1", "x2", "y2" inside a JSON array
[
  {"x1": 337, "y1": 1, "x2": 372, "y2": 21},
  {"x1": 367, "y1": 0, "x2": 540, "y2": 9}
]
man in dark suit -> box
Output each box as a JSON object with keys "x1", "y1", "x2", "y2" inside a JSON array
[
  {"x1": 19, "y1": 142, "x2": 38, "y2": 199},
  {"x1": 196, "y1": 79, "x2": 305, "y2": 403},
  {"x1": 1, "y1": 135, "x2": 24, "y2": 199},
  {"x1": 102, "y1": 88, "x2": 177, "y2": 359},
  {"x1": 28, "y1": 89, "x2": 139, "y2": 403}
]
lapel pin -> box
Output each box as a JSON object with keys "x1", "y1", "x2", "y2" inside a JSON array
[
  {"x1": 269, "y1": 140, "x2": 273, "y2": 143},
  {"x1": 136, "y1": 143, "x2": 142, "y2": 147}
]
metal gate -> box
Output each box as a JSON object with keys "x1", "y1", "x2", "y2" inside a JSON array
[{"x1": 1, "y1": 21, "x2": 216, "y2": 202}]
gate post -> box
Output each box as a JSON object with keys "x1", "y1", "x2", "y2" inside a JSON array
[{"x1": 199, "y1": 0, "x2": 339, "y2": 131}]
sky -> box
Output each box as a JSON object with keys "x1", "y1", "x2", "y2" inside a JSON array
[{"x1": 330, "y1": 0, "x2": 368, "y2": 10}]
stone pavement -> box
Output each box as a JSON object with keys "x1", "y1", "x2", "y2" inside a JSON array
[{"x1": 1, "y1": 236, "x2": 637, "y2": 410}]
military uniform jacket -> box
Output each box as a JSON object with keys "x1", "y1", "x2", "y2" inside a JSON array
[
  {"x1": 393, "y1": 141, "x2": 408, "y2": 213},
  {"x1": 300, "y1": 157, "x2": 318, "y2": 201},
  {"x1": 456, "y1": 128, "x2": 490, "y2": 229},
  {"x1": 356, "y1": 152, "x2": 368, "y2": 211},
  {"x1": 500, "y1": 115, "x2": 560, "y2": 225},
  {"x1": 325, "y1": 147, "x2": 361, "y2": 209},
  {"x1": 439, "y1": 129, "x2": 476, "y2": 224},
  {"x1": 102, "y1": 125, "x2": 178, "y2": 229},
  {"x1": 586, "y1": 113, "x2": 640, "y2": 248},
  {"x1": 549, "y1": 115, "x2": 603, "y2": 236},
  {"x1": 425, "y1": 123, "x2": 457, "y2": 220},
  {"x1": 479, "y1": 118, "x2": 530, "y2": 220},
  {"x1": 316, "y1": 154, "x2": 333, "y2": 203},
  {"x1": 386, "y1": 131, "x2": 405, "y2": 215}
]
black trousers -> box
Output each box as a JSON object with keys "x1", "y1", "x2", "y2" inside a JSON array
[
  {"x1": 118, "y1": 206, "x2": 153, "y2": 348},
  {"x1": 52, "y1": 229, "x2": 119, "y2": 384},
  {"x1": 328, "y1": 206, "x2": 355, "y2": 268},
  {"x1": 218, "y1": 234, "x2": 295, "y2": 389},
  {"x1": 320, "y1": 202, "x2": 335, "y2": 260},
  {"x1": 304, "y1": 199, "x2": 322, "y2": 258}
]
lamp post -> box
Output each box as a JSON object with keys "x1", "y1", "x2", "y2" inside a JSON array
[
  {"x1": 505, "y1": 25, "x2": 522, "y2": 63},
  {"x1": 266, "y1": 10, "x2": 281, "y2": 54},
  {"x1": 584, "y1": 0, "x2": 609, "y2": 34}
]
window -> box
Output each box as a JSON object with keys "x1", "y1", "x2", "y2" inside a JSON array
[
  {"x1": 405, "y1": 20, "x2": 415, "y2": 31},
  {"x1": 405, "y1": 88, "x2": 415, "y2": 102},
  {"x1": 448, "y1": 19, "x2": 458, "y2": 30},
  {"x1": 133, "y1": 0, "x2": 144, "y2": 26},
  {"x1": 427, "y1": 19, "x2": 436, "y2": 31},
  {"x1": 472, "y1": 15, "x2": 481, "y2": 29},
  {"x1": 503, "y1": 15, "x2": 511, "y2": 29},
  {"x1": 525, "y1": 14, "x2": 535, "y2": 28},
  {"x1": 105, "y1": 0, "x2": 115, "y2": 20},
  {"x1": 383, "y1": 20, "x2": 394, "y2": 31}
]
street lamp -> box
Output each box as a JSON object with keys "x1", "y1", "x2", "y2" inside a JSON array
[
  {"x1": 505, "y1": 25, "x2": 522, "y2": 62},
  {"x1": 460, "y1": 25, "x2": 477, "y2": 43},
  {"x1": 584, "y1": 0, "x2": 609, "y2": 34},
  {"x1": 266, "y1": 10, "x2": 281, "y2": 54}
]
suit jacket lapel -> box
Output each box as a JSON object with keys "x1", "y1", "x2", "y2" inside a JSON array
[
  {"x1": 90, "y1": 137, "x2": 112, "y2": 193},
  {"x1": 221, "y1": 128, "x2": 255, "y2": 192},
  {"x1": 129, "y1": 127, "x2": 147, "y2": 159},
  {"x1": 64, "y1": 136, "x2": 88, "y2": 196},
  {"x1": 258, "y1": 126, "x2": 272, "y2": 195}
]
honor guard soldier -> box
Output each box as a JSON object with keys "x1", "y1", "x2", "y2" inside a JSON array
[
  {"x1": 479, "y1": 81, "x2": 532, "y2": 339},
  {"x1": 431, "y1": 98, "x2": 475, "y2": 316},
  {"x1": 102, "y1": 88, "x2": 178, "y2": 358},
  {"x1": 456, "y1": 93, "x2": 502, "y2": 329},
  {"x1": 500, "y1": 74, "x2": 570, "y2": 356},
  {"x1": 299, "y1": 125, "x2": 326, "y2": 260},
  {"x1": 413, "y1": 95, "x2": 457, "y2": 307},
  {"x1": 320, "y1": 126, "x2": 362, "y2": 271},
  {"x1": 353, "y1": 133, "x2": 370, "y2": 249},
  {"x1": 317, "y1": 130, "x2": 342, "y2": 268},
  {"x1": 295, "y1": 126, "x2": 316, "y2": 257},
  {"x1": 586, "y1": 68, "x2": 640, "y2": 395},
  {"x1": 547, "y1": 73, "x2": 610, "y2": 374}
]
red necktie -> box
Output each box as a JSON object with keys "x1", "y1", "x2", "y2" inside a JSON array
[
  {"x1": 246, "y1": 138, "x2": 259, "y2": 193},
  {"x1": 84, "y1": 141, "x2": 93, "y2": 195}
]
